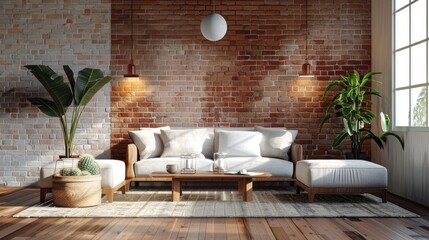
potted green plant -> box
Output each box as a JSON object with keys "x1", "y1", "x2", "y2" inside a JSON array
[
  {"x1": 52, "y1": 154, "x2": 102, "y2": 207},
  {"x1": 319, "y1": 70, "x2": 404, "y2": 159},
  {"x1": 26, "y1": 65, "x2": 111, "y2": 207},
  {"x1": 25, "y1": 65, "x2": 111, "y2": 158}
]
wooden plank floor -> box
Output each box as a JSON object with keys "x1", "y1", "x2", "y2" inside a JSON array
[{"x1": 0, "y1": 187, "x2": 429, "y2": 240}]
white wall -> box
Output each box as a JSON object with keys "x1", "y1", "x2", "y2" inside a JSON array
[
  {"x1": 0, "y1": 1, "x2": 111, "y2": 186},
  {"x1": 372, "y1": 0, "x2": 429, "y2": 207}
]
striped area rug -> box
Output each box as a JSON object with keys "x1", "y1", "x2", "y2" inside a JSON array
[{"x1": 14, "y1": 189, "x2": 418, "y2": 218}]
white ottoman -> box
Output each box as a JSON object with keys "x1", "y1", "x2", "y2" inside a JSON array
[
  {"x1": 295, "y1": 160, "x2": 387, "y2": 203},
  {"x1": 40, "y1": 159, "x2": 127, "y2": 203}
]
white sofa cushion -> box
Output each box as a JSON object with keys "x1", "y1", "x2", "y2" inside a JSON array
[
  {"x1": 167, "y1": 127, "x2": 215, "y2": 159},
  {"x1": 296, "y1": 160, "x2": 388, "y2": 188},
  {"x1": 129, "y1": 126, "x2": 170, "y2": 159},
  {"x1": 134, "y1": 157, "x2": 214, "y2": 176},
  {"x1": 214, "y1": 127, "x2": 253, "y2": 152},
  {"x1": 255, "y1": 126, "x2": 298, "y2": 160},
  {"x1": 218, "y1": 131, "x2": 262, "y2": 157},
  {"x1": 224, "y1": 157, "x2": 294, "y2": 178},
  {"x1": 160, "y1": 129, "x2": 208, "y2": 158}
]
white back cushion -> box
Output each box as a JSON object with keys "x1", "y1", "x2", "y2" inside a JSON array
[
  {"x1": 255, "y1": 126, "x2": 298, "y2": 160},
  {"x1": 129, "y1": 126, "x2": 170, "y2": 159},
  {"x1": 160, "y1": 129, "x2": 208, "y2": 158},
  {"x1": 218, "y1": 131, "x2": 262, "y2": 157}
]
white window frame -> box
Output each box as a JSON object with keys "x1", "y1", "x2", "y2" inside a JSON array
[{"x1": 393, "y1": 0, "x2": 429, "y2": 130}]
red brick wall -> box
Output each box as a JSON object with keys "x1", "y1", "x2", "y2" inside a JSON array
[{"x1": 110, "y1": 0, "x2": 371, "y2": 160}]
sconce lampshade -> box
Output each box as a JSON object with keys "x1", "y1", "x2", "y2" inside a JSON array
[
  {"x1": 200, "y1": 13, "x2": 228, "y2": 41},
  {"x1": 299, "y1": 61, "x2": 314, "y2": 77},
  {"x1": 124, "y1": 59, "x2": 139, "y2": 78}
]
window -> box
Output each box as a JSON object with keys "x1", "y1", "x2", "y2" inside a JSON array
[{"x1": 394, "y1": 0, "x2": 428, "y2": 127}]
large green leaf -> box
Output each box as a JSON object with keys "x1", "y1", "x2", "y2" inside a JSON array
[
  {"x1": 350, "y1": 70, "x2": 360, "y2": 86},
  {"x1": 74, "y1": 68, "x2": 108, "y2": 106},
  {"x1": 25, "y1": 65, "x2": 73, "y2": 116},
  {"x1": 319, "y1": 113, "x2": 332, "y2": 133},
  {"x1": 79, "y1": 76, "x2": 111, "y2": 106},
  {"x1": 323, "y1": 81, "x2": 347, "y2": 99},
  {"x1": 75, "y1": 68, "x2": 111, "y2": 106},
  {"x1": 27, "y1": 98, "x2": 62, "y2": 117},
  {"x1": 361, "y1": 109, "x2": 376, "y2": 119},
  {"x1": 364, "y1": 89, "x2": 381, "y2": 97},
  {"x1": 332, "y1": 130, "x2": 349, "y2": 147},
  {"x1": 334, "y1": 111, "x2": 344, "y2": 117},
  {"x1": 381, "y1": 132, "x2": 405, "y2": 149},
  {"x1": 360, "y1": 71, "x2": 381, "y2": 87},
  {"x1": 63, "y1": 65, "x2": 76, "y2": 100},
  {"x1": 360, "y1": 128, "x2": 384, "y2": 149},
  {"x1": 325, "y1": 99, "x2": 340, "y2": 114}
]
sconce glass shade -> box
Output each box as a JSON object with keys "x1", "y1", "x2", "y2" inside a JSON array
[
  {"x1": 200, "y1": 13, "x2": 228, "y2": 41},
  {"x1": 299, "y1": 61, "x2": 314, "y2": 77}
]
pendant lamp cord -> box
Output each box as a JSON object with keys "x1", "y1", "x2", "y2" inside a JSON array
[
  {"x1": 131, "y1": 0, "x2": 134, "y2": 61},
  {"x1": 213, "y1": 0, "x2": 216, "y2": 13},
  {"x1": 305, "y1": 0, "x2": 308, "y2": 62}
]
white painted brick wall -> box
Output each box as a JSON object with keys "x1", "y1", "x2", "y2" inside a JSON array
[{"x1": 0, "y1": 1, "x2": 111, "y2": 186}]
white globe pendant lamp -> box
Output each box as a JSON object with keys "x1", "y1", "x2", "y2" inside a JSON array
[{"x1": 200, "y1": 1, "x2": 227, "y2": 41}]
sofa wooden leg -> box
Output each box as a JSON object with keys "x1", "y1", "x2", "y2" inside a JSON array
[
  {"x1": 118, "y1": 180, "x2": 127, "y2": 194},
  {"x1": 105, "y1": 189, "x2": 114, "y2": 203},
  {"x1": 40, "y1": 188, "x2": 51, "y2": 203},
  {"x1": 381, "y1": 189, "x2": 387, "y2": 203},
  {"x1": 124, "y1": 180, "x2": 131, "y2": 192},
  {"x1": 296, "y1": 185, "x2": 301, "y2": 194},
  {"x1": 308, "y1": 191, "x2": 315, "y2": 203}
]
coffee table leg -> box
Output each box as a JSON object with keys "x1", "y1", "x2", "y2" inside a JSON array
[
  {"x1": 243, "y1": 178, "x2": 253, "y2": 201},
  {"x1": 238, "y1": 180, "x2": 243, "y2": 197},
  {"x1": 172, "y1": 179, "x2": 180, "y2": 202}
]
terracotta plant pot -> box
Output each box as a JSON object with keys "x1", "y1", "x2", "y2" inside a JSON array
[{"x1": 52, "y1": 175, "x2": 101, "y2": 208}]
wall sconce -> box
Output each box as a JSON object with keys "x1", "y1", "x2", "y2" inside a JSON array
[
  {"x1": 124, "y1": 0, "x2": 139, "y2": 78},
  {"x1": 200, "y1": 0, "x2": 227, "y2": 41},
  {"x1": 299, "y1": 0, "x2": 314, "y2": 77}
]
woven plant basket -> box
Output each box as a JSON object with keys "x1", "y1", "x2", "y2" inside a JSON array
[{"x1": 52, "y1": 175, "x2": 101, "y2": 208}]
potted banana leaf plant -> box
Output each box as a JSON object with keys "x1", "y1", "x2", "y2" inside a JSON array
[
  {"x1": 25, "y1": 65, "x2": 111, "y2": 158},
  {"x1": 26, "y1": 65, "x2": 111, "y2": 207},
  {"x1": 319, "y1": 70, "x2": 404, "y2": 159}
]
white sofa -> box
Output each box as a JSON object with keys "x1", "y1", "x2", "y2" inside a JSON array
[{"x1": 126, "y1": 126, "x2": 304, "y2": 186}]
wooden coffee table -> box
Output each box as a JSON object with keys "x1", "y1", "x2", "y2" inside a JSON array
[{"x1": 150, "y1": 171, "x2": 272, "y2": 202}]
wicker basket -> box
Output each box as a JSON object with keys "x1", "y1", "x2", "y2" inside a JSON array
[{"x1": 52, "y1": 175, "x2": 101, "y2": 208}]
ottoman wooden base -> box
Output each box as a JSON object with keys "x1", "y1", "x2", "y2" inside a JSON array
[{"x1": 296, "y1": 180, "x2": 387, "y2": 203}]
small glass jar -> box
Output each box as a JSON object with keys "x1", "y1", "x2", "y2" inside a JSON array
[
  {"x1": 180, "y1": 153, "x2": 196, "y2": 174},
  {"x1": 213, "y1": 152, "x2": 227, "y2": 173}
]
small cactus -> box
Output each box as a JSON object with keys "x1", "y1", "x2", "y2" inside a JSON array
[
  {"x1": 60, "y1": 167, "x2": 82, "y2": 176},
  {"x1": 80, "y1": 170, "x2": 91, "y2": 176},
  {"x1": 78, "y1": 154, "x2": 101, "y2": 175}
]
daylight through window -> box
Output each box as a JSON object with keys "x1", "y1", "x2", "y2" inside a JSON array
[{"x1": 394, "y1": 0, "x2": 428, "y2": 127}]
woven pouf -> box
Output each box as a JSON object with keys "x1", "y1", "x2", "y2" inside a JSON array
[{"x1": 52, "y1": 175, "x2": 101, "y2": 207}]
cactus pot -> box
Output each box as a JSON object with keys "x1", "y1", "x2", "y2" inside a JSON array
[{"x1": 52, "y1": 174, "x2": 101, "y2": 207}]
